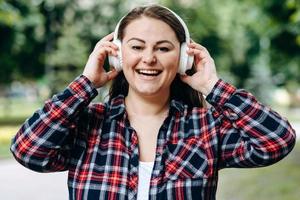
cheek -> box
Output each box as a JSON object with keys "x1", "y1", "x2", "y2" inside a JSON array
[
  {"x1": 122, "y1": 48, "x2": 140, "y2": 69},
  {"x1": 122, "y1": 51, "x2": 137, "y2": 81},
  {"x1": 167, "y1": 71, "x2": 178, "y2": 85},
  {"x1": 163, "y1": 54, "x2": 180, "y2": 72}
]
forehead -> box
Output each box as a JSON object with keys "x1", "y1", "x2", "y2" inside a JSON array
[{"x1": 122, "y1": 16, "x2": 179, "y2": 42}]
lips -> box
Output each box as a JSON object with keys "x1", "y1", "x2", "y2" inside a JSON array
[{"x1": 136, "y1": 69, "x2": 162, "y2": 76}]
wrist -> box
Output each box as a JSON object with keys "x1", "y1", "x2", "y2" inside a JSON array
[
  {"x1": 81, "y1": 73, "x2": 100, "y2": 88},
  {"x1": 201, "y1": 77, "x2": 219, "y2": 96}
]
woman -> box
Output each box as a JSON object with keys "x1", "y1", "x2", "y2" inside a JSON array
[{"x1": 11, "y1": 4, "x2": 296, "y2": 200}]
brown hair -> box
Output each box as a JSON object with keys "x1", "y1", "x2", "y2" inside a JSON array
[{"x1": 109, "y1": 4, "x2": 206, "y2": 108}]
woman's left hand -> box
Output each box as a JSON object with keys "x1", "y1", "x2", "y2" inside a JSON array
[{"x1": 180, "y1": 42, "x2": 219, "y2": 96}]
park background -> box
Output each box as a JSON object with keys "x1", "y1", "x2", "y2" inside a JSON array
[{"x1": 0, "y1": 0, "x2": 299, "y2": 199}]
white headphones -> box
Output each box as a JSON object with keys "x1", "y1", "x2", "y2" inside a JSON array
[{"x1": 108, "y1": 5, "x2": 194, "y2": 75}]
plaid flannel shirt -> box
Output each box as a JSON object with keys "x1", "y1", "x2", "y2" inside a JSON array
[{"x1": 11, "y1": 75, "x2": 296, "y2": 200}]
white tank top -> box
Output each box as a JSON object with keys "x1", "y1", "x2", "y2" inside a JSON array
[{"x1": 137, "y1": 161, "x2": 155, "y2": 200}]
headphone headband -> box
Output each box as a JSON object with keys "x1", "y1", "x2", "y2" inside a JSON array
[{"x1": 112, "y1": 6, "x2": 190, "y2": 46}]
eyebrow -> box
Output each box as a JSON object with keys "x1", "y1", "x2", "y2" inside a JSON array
[{"x1": 126, "y1": 37, "x2": 175, "y2": 47}]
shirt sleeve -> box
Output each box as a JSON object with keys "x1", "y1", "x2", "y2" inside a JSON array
[
  {"x1": 206, "y1": 79, "x2": 296, "y2": 169},
  {"x1": 10, "y1": 75, "x2": 99, "y2": 172}
]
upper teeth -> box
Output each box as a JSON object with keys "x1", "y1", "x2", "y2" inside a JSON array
[{"x1": 137, "y1": 69, "x2": 161, "y2": 74}]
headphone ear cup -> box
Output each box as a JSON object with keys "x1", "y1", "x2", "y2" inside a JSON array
[
  {"x1": 178, "y1": 42, "x2": 194, "y2": 74},
  {"x1": 186, "y1": 50, "x2": 194, "y2": 72},
  {"x1": 108, "y1": 39, "x2": 123, "y2": 71}
]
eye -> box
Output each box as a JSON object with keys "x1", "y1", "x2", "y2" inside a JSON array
[
  {"x1": 157, "y1": 47, "x2": 170, "y2": 52},
  {"x1": 131, "y1": 45, "x2": 143, "y2": 50}
]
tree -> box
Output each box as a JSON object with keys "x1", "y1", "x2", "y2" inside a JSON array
[
  {"x1": 1, "y1": 0, "x2": 299, "y2": 100},
  {"x1": 161, "y1": 0, "x2": 299, "y2": 102},
  {"x1": 0, "y1": 0, "x2": 147, "y2": 92},
  {"x1": 0, "y1": 0, "x2": 45, "y2": 84}
]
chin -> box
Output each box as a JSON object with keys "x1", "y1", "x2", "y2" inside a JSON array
[
  {"x1": 135, "y1": 87, "x2": 163, "y2": 96},
  {"x1": 138, "y1": 90, "x2": 159, "y2": 96},
  {"x1": 129, "y1": 83, "x2": 169, "y2": 97}
]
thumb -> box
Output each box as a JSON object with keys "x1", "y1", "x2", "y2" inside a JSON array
[
  {"x1": 180, "y1": 74, "x2": 193, "y2": 85},
  {"x1": 107, "y1": 68, "x2": 119, "y2": 81}
]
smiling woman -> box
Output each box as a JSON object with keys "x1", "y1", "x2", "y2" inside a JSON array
[
  {"x1": 122, "y1": 16, "x2": 180, "y2": 98},
  {"x1": 10, "y1": 4, "x2": 296, "y2": 200},
  {"x1": 108, "y1": 5, "x2": 204, "y2": 109}
]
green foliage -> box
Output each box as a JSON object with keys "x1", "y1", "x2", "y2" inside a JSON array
[
  {"x1": 0, "y1": 0, "x2": 299, "y2": 96},
  {"x1": 0, "y1": 0, "x2": 20, "y2": 26},
  {"x1": 0, "y1": 0, "x2": 125, "y2": 88},
  {"x1": 161, "y1": 0, "x2": 300, "y2": 96},
  {"x1": 0, "y1": 0, "x2": 45, "y2": 83}
]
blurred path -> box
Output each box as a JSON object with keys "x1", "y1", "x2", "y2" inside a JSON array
[
  {"x1": 0, "y1": 159, "x2": 68, "y2": 200},
  {"x1": 292, "y1": 122, "x2": 300, "y2": 140}
]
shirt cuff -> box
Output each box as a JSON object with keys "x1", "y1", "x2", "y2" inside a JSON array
[
  {"x1": 68, "y1": 75, "x2": 98, "y2": 100},
  {"x1": 205, "y1": 79, "x2": 236, "y2": 107}
]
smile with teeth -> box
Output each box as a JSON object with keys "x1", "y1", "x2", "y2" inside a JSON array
[{"x1": 136, "y1": 69, "x2": 162, "y2": 76}]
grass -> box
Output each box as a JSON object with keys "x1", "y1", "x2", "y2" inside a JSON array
[
  {"x1": 274, "y1": 106, "x2": 300, "y2": 123},
  {"x1": 217, "y1": 143, "x2": 300, "y2": 200},
  {"x1": 0, "y1": 98, "x2": 40, "y2": 157},
  {"x1": 0, "y1": 126, "x2": 19, "y2": 159},
  {"x1": 0, "y1": 98, "x2": 42, "y2": 125},
  {"x1": 0, "y1": 98, "x2": 43, "y2": 158}
]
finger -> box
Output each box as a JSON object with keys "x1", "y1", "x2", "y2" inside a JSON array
[
  {"x1": 87, "y1": 47, "x2": 117, "y2": 66},
  {"x1": 95, "y1": 33, "x2": 117, "y2": 48},
  {"x1": 187, "y1": 48, "x2": 209, "y2": 60},
  {"x1": 100, "y1": 32, "x2": 114, "y2": 41},
  {"x1": 95, "y1": 41, "x2": 119, "y2": 51},
  {"x1": 180, "y1": 74, "x2": 193, "y2": 85},
  {"x1": 186, "y1": 49, "x2": 212, "y2": 71},
  {"x1": 186, "y1": 49, "x2": 204, "y2": 68},
  {"x1": 93, "y1": 46, "x2": 118, "y2": 57},
  {"x1": 188, "y1": 42, "x2": 202, "y2": 49},
  {"x1": 188, "y1": 43, "x2": 210, "y2": 54},
  {"x1": 106, "y1": 68, "x2": 119, "y2": 81}
]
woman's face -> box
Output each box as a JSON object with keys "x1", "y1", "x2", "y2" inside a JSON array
[{"x1": 121, "y1": 16, "x2": 180, "y2": 98}]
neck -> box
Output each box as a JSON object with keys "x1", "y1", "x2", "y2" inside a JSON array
[{"x1": 125, "y1": 90, "x2": 170, "y2": 116}]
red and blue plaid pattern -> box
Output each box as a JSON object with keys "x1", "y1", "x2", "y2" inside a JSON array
[{"x1": 11, "y1": 75, "x2": 296, "y2": 200}]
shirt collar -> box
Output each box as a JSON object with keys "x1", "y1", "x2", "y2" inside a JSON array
[
  {"x1": 170, "y1": 99, "x2": 185, "y2": 114},
  {"x1": 107, "y1": 95, "x2": 185, "y2": 120},
  {"x1": 108, "y1": 95, "x2": 127, "y2": 120}
]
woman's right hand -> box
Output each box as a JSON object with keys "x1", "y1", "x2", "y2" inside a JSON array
[{"x1": 83, "y1": 32, "x2": 119, "y2": 88}]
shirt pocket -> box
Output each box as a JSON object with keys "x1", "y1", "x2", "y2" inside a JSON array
[{"x1": 164, "y1": 137, "x2": 212, "y2": 181}]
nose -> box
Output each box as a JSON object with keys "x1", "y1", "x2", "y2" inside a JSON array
[{"x1": 142, "y1": 49, "x2": 157, "y2": 65}]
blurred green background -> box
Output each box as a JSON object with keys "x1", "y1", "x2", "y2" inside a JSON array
[{"x1": 0, "y1": 0, "x2": 299, "y2": 199}]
